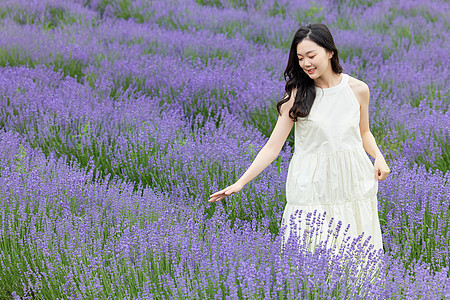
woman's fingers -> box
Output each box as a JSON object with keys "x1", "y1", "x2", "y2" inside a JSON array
[
  {"x1": 209, "y1": 188, "x2": 229, "y2": 198},
  {"x1": 208, "y1": 194, "x2": 226, "y2": 202},
  {"x1": 208, "y1": 191, "x2": 225, "y2": 202},
  {"x1": 374, "y1": 158, "x2": 390, "y2": 182},
  {"x1": 210, "y1": 186, "x2": 234, "y2": 197},
  {"x1": 374, "y1": 168, "x2": 390, "y2": 181},
  {"x1": 208, "y1": 187, "x2": 235, "y2": 202},
  {"x1": 209, "y1": 182, "x2": 244, "y2": 202}
]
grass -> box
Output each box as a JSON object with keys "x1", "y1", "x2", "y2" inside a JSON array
[
  {"x1": 0, "y1": 5, "x2": 80, "y2": 31},
  {"x1": 0, "y1": 48, "x2": 87, "y2": 84},
  {"x1": 195, "y1": 0, "x2": 223, "y2": 8}
]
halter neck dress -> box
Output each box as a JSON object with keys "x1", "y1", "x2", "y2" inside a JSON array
[{"x1": 280, "y1": 73, "x2": 383, "y2": 254}]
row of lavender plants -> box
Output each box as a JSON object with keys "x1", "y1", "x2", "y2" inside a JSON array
[
  {"x1": 0, "y1": 0, "x2": 449, "y2": 298},
  {"x1": 1, "y1": 131, "x2": 447, "y2": 299}
]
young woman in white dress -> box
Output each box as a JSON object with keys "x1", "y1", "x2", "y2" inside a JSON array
[{"x1": 209, "y1": 23, "x2": 390, "y2": 255}]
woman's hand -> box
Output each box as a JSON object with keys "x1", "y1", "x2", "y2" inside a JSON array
[
  {"x1": 209, "y1": 182, "x2": 244, "y2": 203},
  {"x1": 374, "y1": 156, "x2": 390, "y2": 181}
]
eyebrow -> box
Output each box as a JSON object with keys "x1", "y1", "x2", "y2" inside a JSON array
[{"x1": 297, "y1": 50, "x2": 316, "y2": 56}]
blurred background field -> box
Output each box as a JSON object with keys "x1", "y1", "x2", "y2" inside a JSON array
[{"x1": 0, "y1": 0, "x2": 448, "y2": 298}]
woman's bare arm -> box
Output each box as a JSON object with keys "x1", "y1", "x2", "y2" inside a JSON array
[
  {"x1": 236, "y1": 90, "x2": 296, "y2": 186},
  {"x1": 355, "y1": 82, "x2": 390, "y2": 181},
  {"x1": 209, "y1": 88, "x2": 297, "y2": 202}
]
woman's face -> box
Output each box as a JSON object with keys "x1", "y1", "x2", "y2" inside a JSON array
[{"x1": 296, "y1": 39, "x2": 333, "y2": 78}]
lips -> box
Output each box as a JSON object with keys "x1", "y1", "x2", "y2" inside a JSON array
[{"x1": 307, "y1": 68, "x2": 316, "y2": 74}]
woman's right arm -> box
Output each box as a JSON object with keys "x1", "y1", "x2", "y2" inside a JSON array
[{"x1": 208, "y1": 88, "x2": 297, "y2": 202}]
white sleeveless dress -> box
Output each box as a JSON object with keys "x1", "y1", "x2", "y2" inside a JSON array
[{"x1": 280, "y1": 73, "x2": 383, "y2": 254}]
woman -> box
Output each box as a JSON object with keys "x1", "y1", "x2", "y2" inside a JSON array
[{"x1": 209, "y1": 23, "x2": 390, "y2": 254}]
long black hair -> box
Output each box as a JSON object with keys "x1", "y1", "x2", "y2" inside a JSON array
[{"x1": 277, "y1": 23, "x2": 343, "y2": 122}]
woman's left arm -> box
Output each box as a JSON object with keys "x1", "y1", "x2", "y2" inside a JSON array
[{"x1": 356, "y1": 82, "x2": 391, "y2": 181}]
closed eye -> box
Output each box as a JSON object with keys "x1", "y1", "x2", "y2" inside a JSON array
[{"x1": 298, "y1": 56, "x2": 315, "y2": 61}]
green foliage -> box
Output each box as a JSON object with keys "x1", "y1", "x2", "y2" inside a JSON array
[
  {"x1": 275, "y1": 37, "x2": 292, "y2": 50},
  {"x1": 394, "y1": 25, "x2": 413, "y2": 41},
  {"x1": 1, "y1": 0, "x2": 449, "y2": 294},
  {"x1": 268, "y1": 0, "x2": 287, "y2": 19},
  {"x1": 5, "y1": 104, "x2": 286, "y2": 237},
  {"x1": 115, "y1": 0, "x2": 133, "y2": 20},
  {"x1": 0, "y1": 176, "x2": 169, "y2": 299},
  {"x1": 368, "y1": 7, "x2": 433, "y2": 47},
  {"x1": 415, "y1": 7, "x2": 439, "y2": 23},
  {"x1": 380, "y1": 44, "x2": 395, "y2": 61},
  {"x1": 295, "y1": 3, "x2": 325, "y2": 25},
  {"x1": 338, "y1": 46, "x2": 363, "y2": 64},
  {"x1": 409, "y1": 83, "x2": 448, "y2": 113},
  {"x1": 243, "y1": 100, "x2": 295, "y2": 151},
  {"x1": 381, "y1": 187, "x2": 450, "y2": 276},
  {"x1": 13, "y1": 144, "x2": 28, "y2": 174},
  {"x1": 227, "y1": 0, "x2": 250, "y2": 9},
  {"x1": 155, "y1": 10, "x2": 202, "y2": 32},
  {"x1": 374, "y1": 76, "x2": 395, "y2": 93},
  {"x1": 50, "y1": 53, "x2": 86, "y2": 83},
  {"x1": 183, "y1": 47, "x2": 232, "y2": 63},
  {"x1": 195, "y1": 0, "x2": 223, "y2": 8},
  {"x1": 431, "y1": 141, "x2": 449, "y2": 173},
  {"x1": 141, "y1": 40, "x2": 162, "y2": 55},
  {"x1": 335, "y1": 17, "x2": 357, "y2": 30},
  {"x1": 413, "y1": 130, "x2": 450, "y2": 174},
  {"x1": 89, "y1": 0, "x2": 111, "y2": 19},
  {"x1": 0, "y1": 4, "x2": 79, "y2": 30},
  {"x1": 370, "y1": 123, "x2": 414, "y2": 163},
  {"x1": 344, "y1": 0, "x2": 380, "y2": 8},
  {"x1": 0, "y1": 48, "x2": 34, "y2": 68},
  {"x1": 179, "y1": 87, "x2": 235, "y2": 131},
  {"x1": 215, "y1": 20, "x2": 244, "y2": 38},
  {"x1": 0, "y1": 48, "x2": 86, "y2": 84}
]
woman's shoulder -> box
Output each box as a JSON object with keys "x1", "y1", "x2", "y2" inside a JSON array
[
  {"x1": 347, "y1": 74, "x2": 370, "y2": 105},
  {"x1": 347, "y1": 74, "x2": 370, "y2": 95},
  {"x1": 278, "y1": 86, "x2": 298, "y2": 117},
  {"x1": 347, "y1": 74, "x2": 369, "y2": 91}
]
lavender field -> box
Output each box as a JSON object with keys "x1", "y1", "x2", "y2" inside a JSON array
[{"x1": 0, "y1": 0, "x2": 449, "y2": 299}]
